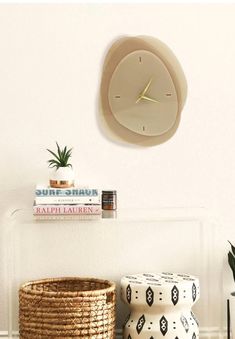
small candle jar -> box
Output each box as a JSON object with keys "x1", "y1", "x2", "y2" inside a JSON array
[{"x1": 102, "y1": 190, "x2": 117, "y2": 210}]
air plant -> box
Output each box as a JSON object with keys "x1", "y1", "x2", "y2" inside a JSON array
[{"x1": 47, "y1": 142, "x2": 73, "y2": 170}]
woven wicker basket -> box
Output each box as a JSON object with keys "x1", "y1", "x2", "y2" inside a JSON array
[{"x1": 19, "y1": 277, "x2": 116, "y2": 338}]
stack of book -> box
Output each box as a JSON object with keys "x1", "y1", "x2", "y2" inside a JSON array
[{"x1": 33, "y1": 185, "x2": 101, "y2": 219}]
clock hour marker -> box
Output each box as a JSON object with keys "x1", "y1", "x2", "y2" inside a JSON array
[
  {"x1": 139, "y1": 57, "x2": 142, "y2": 63},
  {"x1": 166, "y1": 93, "x2": 172, "y2": 96},
  {"x1": 115, "y1": 95, "x2": 121, "y2": 98},
  {"x1": 142, "y1": 126, "x2": 145, "y2": 131}
]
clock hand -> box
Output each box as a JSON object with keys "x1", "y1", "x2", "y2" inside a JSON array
[
  {"x1": 141, "y1": 95, "x2": 160, "y2": 103},
  {"x1": 136, "y1": 77, "x2": 153, "y2": 103},
  {"x1": 141, "y1": 77, "x2": 153, "y2": 97}
]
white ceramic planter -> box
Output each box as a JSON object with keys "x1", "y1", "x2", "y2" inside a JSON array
[
  {"x1": 121, "y1": 273, "x2": 200, "y2": 339},
  {"x1": 49, "y1": 167, "x2": 75, "y2": 188}
]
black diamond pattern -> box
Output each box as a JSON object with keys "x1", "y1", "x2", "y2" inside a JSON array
[
  {"x1": 146, "y1": 286, "x2": 154, "y2": 306},
  {"x1": 160, "y1": 315, "x2": 168, "y2": 336},
  {"x1": 171, "y1": 285, "x2": 179, "y2": 305},
  {"x1": 124, "y1": 313, "x2": 130, "y2": 327},
  {"x1": 126, "y1": 284, "x2": 132, "y2": 304},
  {"x1": 192, "y1": 332, "x2": 196, "y2": 339},
  {"x1": 136, "y1": 314, "x2": 145, "y2": 334},
  {"x1": 192, "y1": 283, "x2": 197, "y2": 302},
  {"x1": 180, "y1": 315, "x2": 189, "y2": 333},
  {"x1": 128, "y1": 335, "x2": 132, "y2": 339},
  {"x1": 191, "y1": 311, "x2": 199, "y2": 326}
]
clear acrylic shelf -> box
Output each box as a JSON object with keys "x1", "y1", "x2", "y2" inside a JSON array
[{"x1": 1, "y1": 207, "x2": 223, "y2": 338}]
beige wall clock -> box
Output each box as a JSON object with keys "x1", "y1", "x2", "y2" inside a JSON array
[{"x1": 100, "y1": 35, "x2": 187, "y2": 146}]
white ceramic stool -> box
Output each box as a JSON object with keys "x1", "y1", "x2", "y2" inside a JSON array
[{"x1": 121, "y1": 273, "x2": 200, "y2": 339}]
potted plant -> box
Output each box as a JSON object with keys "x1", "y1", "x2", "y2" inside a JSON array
[
  {"x1": 47, "y1": 142, "x2": 75, "y2": 188},
  {"x1": 228, "y1": 241, "x2": 235, "y2": 337}
]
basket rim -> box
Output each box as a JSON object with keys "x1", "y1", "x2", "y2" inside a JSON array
[{"x1": 20, "y1": 277, "x2": 116, "y2": 297}]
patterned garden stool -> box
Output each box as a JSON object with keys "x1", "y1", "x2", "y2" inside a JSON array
[{"x1": 121, "y1": 273, "x2": 200, "y2": 339}]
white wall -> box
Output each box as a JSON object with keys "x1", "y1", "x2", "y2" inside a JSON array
[
  {"x1": 1, "y1": 4, "x2": 235, "y2": 216},
  {"x1": 0, "y1": 3, "x2": 235, "y2": 334}
]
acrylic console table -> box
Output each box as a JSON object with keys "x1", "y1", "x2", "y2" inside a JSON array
[{"x1": 0, "y1": 207, "x2": 223, "y2": 338}]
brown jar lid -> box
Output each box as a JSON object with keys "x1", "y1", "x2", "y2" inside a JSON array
[{"x1": 102, "y1": 190, "x2": 117, "y2": 194}]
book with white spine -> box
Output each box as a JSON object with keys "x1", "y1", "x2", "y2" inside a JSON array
[
  {"x1": 35, "y1": 185, "x2": 100, "y2": 197},
  {"x1": 35, "y1": 185, "x2": 101, "y2": 204},
  {"x1": 33, "y1": 202, "x2": 101, "y2": 215},
  {"x1": 35, "y1": 196, "x2": 101, "y2": 205}
]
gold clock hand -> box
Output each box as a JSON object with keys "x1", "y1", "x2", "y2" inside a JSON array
[
  {"x1": 141, "y1": 95, "x2": 160, "y2": 103},
  {"x1": 136, "y1": 77, "x2": 153, "y2": 103},
  {"x1": 141, "y1": 77, "x2": 153, "y2": 96}
]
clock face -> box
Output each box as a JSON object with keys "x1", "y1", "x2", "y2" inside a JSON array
[{"x1": 108, "y1": 50, "x2": 178, "y2": 136}]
